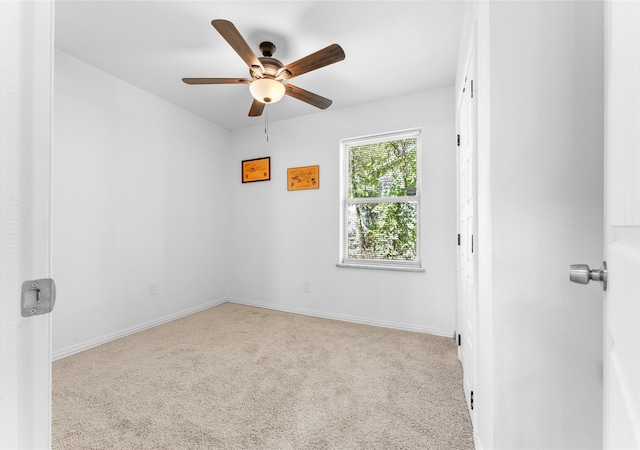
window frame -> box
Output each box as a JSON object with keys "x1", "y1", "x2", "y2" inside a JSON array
[{"x1": 338, "y1": 128, "x2": 423, "y2": 272}]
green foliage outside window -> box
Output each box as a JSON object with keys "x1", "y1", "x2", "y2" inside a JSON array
[{"x1": 345, "y1": 136, "x2": 419, "y2": 263}]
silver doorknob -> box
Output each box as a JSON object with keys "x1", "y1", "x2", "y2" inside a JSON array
[{"x1": 569, "y1": 262, "x2": 607, "y2": 291}]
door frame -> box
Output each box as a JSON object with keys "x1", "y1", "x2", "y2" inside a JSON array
[
  {"x1": 0, "y1": 1, "x2": 55, "y2": 448},
  {"x1": 603, "y1": 1, "x2": 640, "y2": 447}
]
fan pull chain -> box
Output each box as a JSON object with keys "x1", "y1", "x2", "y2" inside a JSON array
[{"x1": 264, "y1": 104, "x2": 269, "y2": 142}]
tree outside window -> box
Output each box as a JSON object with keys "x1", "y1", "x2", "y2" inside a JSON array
[{"x1": 341, "y1": 129, "x2": 421, "y2": 269}]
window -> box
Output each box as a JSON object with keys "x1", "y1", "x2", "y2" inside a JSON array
[{"x1": 339, "y1": 129, "x2": 422, "y2": 270}]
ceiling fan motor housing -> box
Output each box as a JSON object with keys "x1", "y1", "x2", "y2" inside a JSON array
[
  {"x1": 251, "y1": 42, "x2": 292, "y2": 81},
  {"x1": 252, "y1": 57, "x2": 284, "y2": 79}
]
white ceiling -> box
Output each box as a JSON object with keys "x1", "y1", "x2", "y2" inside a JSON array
[{"x1": 55, "y1": 1, "x2": 467, "y2": 131}]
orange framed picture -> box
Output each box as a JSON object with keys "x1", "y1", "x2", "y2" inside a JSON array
[
  {"x1": 242, "y1": 157, "x2": 270, "y2": 183},
  {"x1": 287, "y1": 165, "x2": 320, "y2": 191}
]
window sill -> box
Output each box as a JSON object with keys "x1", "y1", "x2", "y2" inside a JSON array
[{"x1": 336, "y1": 263, "x2": 425, "y2": 273}]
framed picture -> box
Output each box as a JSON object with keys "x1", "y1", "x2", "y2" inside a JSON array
[
  {"x1": 242, "y1": 157, "x2": 270, "y2": 183},
  {"x1": 287, "y1": 165, "x2": 320, "y2": 191}
]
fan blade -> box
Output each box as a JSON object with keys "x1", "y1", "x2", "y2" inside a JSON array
[
  {"x1": 211, "y1": 19, "x2": 264, "y2": 73},
  {"x1": 182, "y1": 78, "x2": 251, "y2": 85},
  {"x1": 284, "y1": 84, "x2": 332, "y2": 109},
  {"x1": 248, "y1": 99, "x2": 265, "y2": 117},
  {"x1": 280, "y1": 44, "x2": 345, "y2": 80}
]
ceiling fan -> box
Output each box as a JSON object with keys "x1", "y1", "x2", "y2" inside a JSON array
[{"x1": 182, "y1": 19, "x2": 346, "y2": 117}]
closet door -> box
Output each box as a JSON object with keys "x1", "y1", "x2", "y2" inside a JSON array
[{"x1": 457, "y1": 46, "x2": 477, "y2": 426}]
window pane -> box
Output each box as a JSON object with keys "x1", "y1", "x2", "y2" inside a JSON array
[
  {"x1": 346, "y1": 201, "x2": 417, "y2": 261},
  {"x1": 347, "y1": 138, "x2": 418, "y2": 199}
]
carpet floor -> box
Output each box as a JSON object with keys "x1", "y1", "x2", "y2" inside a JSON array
[{"x1": 53, "y1": 303, "x2": 474, "y2": 449}]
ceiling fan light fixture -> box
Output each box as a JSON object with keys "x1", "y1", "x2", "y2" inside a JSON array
[{"x1": 250, "y1": 78, "x2": 285, "y2": 104}]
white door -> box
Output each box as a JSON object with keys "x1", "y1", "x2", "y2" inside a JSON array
[
  {"x1": 0, "y1": 1, "x2": 54, "y2": 449},
  {"x1": 457, "y1": 50, "x2": 477, "y2": 424},
  {"x1": 603, "y1": 1, "x2": 640, "y2": 448}
]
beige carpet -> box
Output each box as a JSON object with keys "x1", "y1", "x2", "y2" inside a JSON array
[{"x1": 53, "y1": 303, "x2": 474, "y2": 449}]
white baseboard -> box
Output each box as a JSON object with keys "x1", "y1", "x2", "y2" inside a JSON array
[
  {"x1": 54, "y1": 297, "x2": 455, "y2": 361},
  {"x1": 226, "y1": 297, "x2": 454, "y2": 338},
  {"x1": 52, "y1": 298, "x2": 227, "y2": 361}
]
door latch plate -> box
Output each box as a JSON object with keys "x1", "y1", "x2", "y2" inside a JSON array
[{"x1": 21, "y1": 278, "x2": 56, "y2": 317}]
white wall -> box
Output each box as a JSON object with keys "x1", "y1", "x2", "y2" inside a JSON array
[
  {"x1": 228, "y1": 87, "x2": 458, "y2": 336},
  {"x1": 52, "y1": 51, "x2": 232, "y2": 358},
  {"x1": 459, "y1": 2, "x2": 604, "y2": 449},
  {"x1": 52, "y1": 51, "x2": 458, "y2": 354}
]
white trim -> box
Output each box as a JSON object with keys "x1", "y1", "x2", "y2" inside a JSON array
[
  {"x1": 227, "y1": 297, "x2": 454, "y2": 338},
  {"x1": 339, "y1": 128, "x2": 422, "y2": 269},
  {"x1": 348, "y1": 195, "x2": 420, "y2": 204},
  {"x1": 0, "y1": 2, "x2": 55, "y2": 447},
  {"x1": 52, "y1": 295, "x2": 455, "y2": 360},
  {"x1": 336, "y1": 263, "x2": 425, "y2": 273},
  {"x1": 340, "y1": 127, "x2": 422, "y2": 147},
  {"x1": 52, "y1": 298, "x2": 227, "y2": 360}
]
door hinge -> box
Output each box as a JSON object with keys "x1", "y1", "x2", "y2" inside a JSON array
[
  {"x1": 471, "y1": 235, "x2": 474, "y2": 253},
  {"x1": 471, "y1": 80, "x2": 474, "y2": 98},
  {"x1": 457, "y1": 233, "x2": 461, "y2": 246},
  {"x1": 471, "y1": 390, "x2": 474, "y2": 410},
  {"x1": 457, "y1": 334, "x2": 461, "y2": 346},
  {"x1": 457, "y1": 134, "x2": 460, "y2": 146}
]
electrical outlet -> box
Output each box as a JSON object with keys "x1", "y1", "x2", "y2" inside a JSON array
[
  {"x1": 303, "y1": 282, "x2": 311, "y2": 293},
  {"x1": 149, "y1": 282, "x2": 158, "y2": 296}
]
